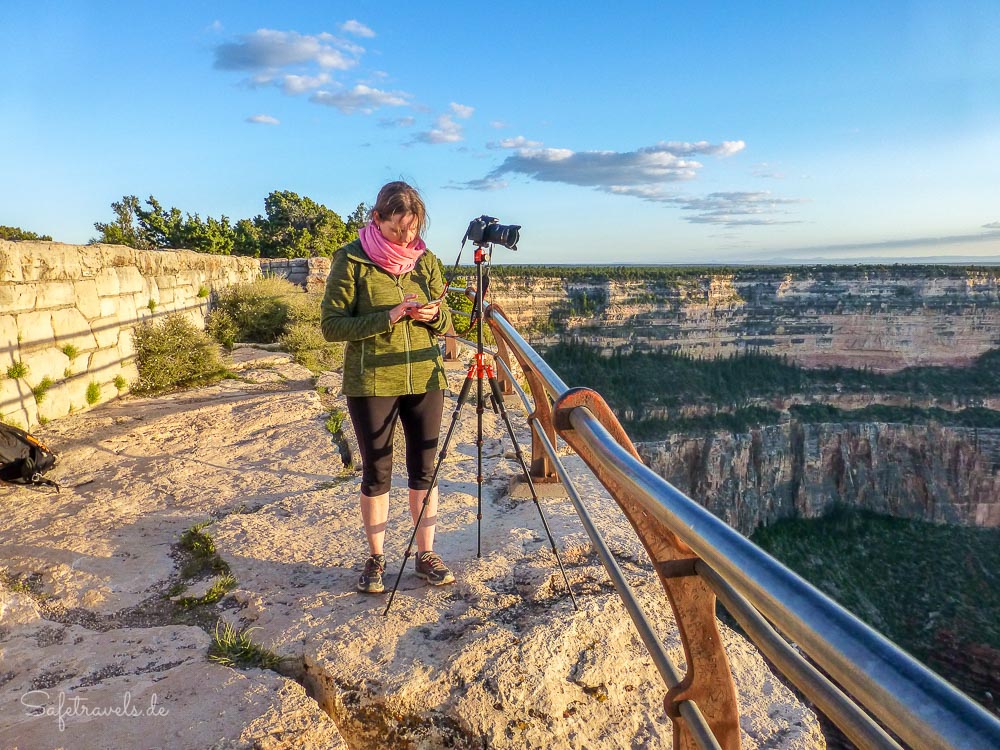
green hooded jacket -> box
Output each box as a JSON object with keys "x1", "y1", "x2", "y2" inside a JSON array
[{"x1": 321, "y1": 239, "x2": 452, "y2": 397}]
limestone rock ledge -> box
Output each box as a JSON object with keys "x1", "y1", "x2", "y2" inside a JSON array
[
  {"x1": 0, "y1": 590, "x2": 344, "y2": 750},
  {"x1": 0, "y1": 349, "x2": 824, "y2": 749}
]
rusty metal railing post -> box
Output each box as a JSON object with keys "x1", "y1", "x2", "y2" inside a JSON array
[
  {"x1": 554, "y1": 388, "x2": 741, "y2": 750},
  {"x1": 485, "y1": 304, "x2": 558, "y2": 482},
  {"x1": 485, "y1": 304, "x2": 514, "y2": 396},
  {"x1": 443, "y1": 321, "x2": 460, "y2": 361}
]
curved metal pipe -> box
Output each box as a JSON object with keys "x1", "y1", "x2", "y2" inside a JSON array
[
  {"x1": 696, "y1": 561, "x2": 902, "y2": 750},
  {"x1": 567, "y1": 406, "x2": 1000, "y2": 750}
]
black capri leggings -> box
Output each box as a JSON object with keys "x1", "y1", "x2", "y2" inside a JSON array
[{"x1": 346, "y1": 390, "x2": 445, "y2": 496}]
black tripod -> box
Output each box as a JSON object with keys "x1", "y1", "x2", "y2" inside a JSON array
[{"x1": 384, "y1": 243, "x2": 578, "y2": 616}]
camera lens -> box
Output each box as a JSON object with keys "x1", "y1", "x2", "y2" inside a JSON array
[{"x1": 486, "y1": 223, "x2": 520, "y2": 250}]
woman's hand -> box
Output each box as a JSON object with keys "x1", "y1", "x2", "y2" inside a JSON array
[
  {"x1": 389, "y1": 294, "x2": 420, "y2": 324},
  {"x1": 408, "y1": 299, "x2": 441, "y2": 323}
]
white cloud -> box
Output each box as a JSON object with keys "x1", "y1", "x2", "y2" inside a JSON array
[
  {"x1": 983, "y1": 221, "x2": 1000, "y2": 230},
  {"x1": 446, "y1": 177, "x2": 509, "y2": 191},
  {"x1": 488, "y1": 136, "x2": 544, "y2": 150},
  {"x1": 609, "y1": 188, "x2": 804, "y2": 226},
  {"x1": 665, "y1": 140, "x2": 745, "y2": 157},
  {"x1": 459, "y1": 137, "x2": 800, "y2": 225},
  {"x1": 310, "y1": 85, "x2": 411, "y2": 114},
  {"x1": 340, "y1": 20, "x2": 375, "y2": 38},
  {"x1": 487, "y1": 143, "x2": 707, "y2": 186},
  {"x1": 413, "y1": 114, "x2": 464, "y2": 144},
  {"x1": 490, "y1": 120, "x2": 507, "y2": 129},
  {"x1": 281, "y1": 73, "x2": 331, "y2": 94},
  {"x1": 450, "y1": 102, "x2": 475, "y2": 119},
  {"x1": 379, "y1": 116, "x2": 416, "y2": 128},
  {"x1": 214, "y1": 29, "x2": 360, "y2": 72},
  {"x1": 246, "y1": 114, "x2": 280, "y2": 125}
]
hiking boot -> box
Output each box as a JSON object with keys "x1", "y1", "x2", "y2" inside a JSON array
[
  {"x1": 358, "y1": 554, "x2": 386, "y2": 593},
  {"x1": 414, "y1": 551, "x2": 455, "y2": 586}
]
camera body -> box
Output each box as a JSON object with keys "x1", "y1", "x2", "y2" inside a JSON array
[{"x1": 465, "y1": 215, "x2": 520, "y2": 250}]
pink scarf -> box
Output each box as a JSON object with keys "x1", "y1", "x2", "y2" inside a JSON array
[{"x1": 358, "y1": 221, "x2": 426, "y2": 275}]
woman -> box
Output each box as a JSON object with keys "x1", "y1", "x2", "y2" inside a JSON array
[{"x1": 321, "y1": 181, "x2": 455, "y2": 593}]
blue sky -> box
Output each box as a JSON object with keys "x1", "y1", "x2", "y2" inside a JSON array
[{"x1": 2, "y1": 1, "x2": 999, "y2": 264}]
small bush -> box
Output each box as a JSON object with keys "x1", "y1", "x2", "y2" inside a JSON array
[
  {"x1": 210, "y1": 276, "x2": 301, "y2": 344},
  {"x1": 282, "y1": 291, "x2": 322, "y2": 325},
  {"x1": 60, "y1": 344, "x2": 79, "y2": 360},
  {"x1": 198, "y1": 285, "x2": 211, "y2": 298},
  {"x1": 148, "y1": 299, "x2": 157, "y2": 313},
  {"x1": 177, "y1": 574, "x2": 237, "y2": 608},
  {"x1": 178, "y1": 521, "x2": 231, "y2": 578},
  {"x1": 32, "y1": 377, "x2": 54, "y2": 403},
  {"x1": 64, "y1": 367, "x2": 73, "y2": 378},
  {"x1": 206, "y1": 309, "x2": 239, "y2": 349},
  {"x1": 280, "y1": 321, "x2": 343, "y2": 373},
  {"x1": 6, "y1": 361, "x2": 27, "y2": 379},
  {"x1": 86, "y1": 381, "x2": 101, "y2": 405},
  {"x1": 281, "y1": 321, "x2": 326, "y2": 352},
  {"x1": 113, "y1": 375, "x2": 127, "y2": 391},
  {"x1": 325, "y1": 409, "x2": 346, "y2": 435},
  {"x1": 209, "y1": 619, "x2": 284, "y2": 670},
  {"x1": 132, "y1": 313, "x2": 226, "y2": 395}
]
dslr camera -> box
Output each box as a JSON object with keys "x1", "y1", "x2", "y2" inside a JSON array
[{"x1": 464, "y1": 215, "x2": 520, "y2": 250}]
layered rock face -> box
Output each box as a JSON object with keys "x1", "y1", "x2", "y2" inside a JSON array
[
  {"x1": 0, "y1": 241, "x2": 260, "y2": 428},
  {"x1": 486, "y1": 267, "x2": 1000, "y2": 371},
  {"x1": 638, "y1": 422, "x2": 1000, "y2": 535}
]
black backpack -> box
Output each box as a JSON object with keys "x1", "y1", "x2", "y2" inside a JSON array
[{"x1": 0, "y1": 423, "x2": 59, "y2": 491}]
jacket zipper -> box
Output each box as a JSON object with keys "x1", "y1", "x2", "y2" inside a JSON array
[
  {"x1": 359, "y1": 340, "x2": 366, "y2": 386},
  {"x1": 397, "y1": 280, "x2": 413, "y2": 392}
]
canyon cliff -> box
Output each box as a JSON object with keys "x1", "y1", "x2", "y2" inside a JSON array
[
  {"x1": 485, "y1": 266, "x2": 1000, "y2": 372},
  {"x1": 638, "y1": 422, "x2": 1000, "y2": 536}
]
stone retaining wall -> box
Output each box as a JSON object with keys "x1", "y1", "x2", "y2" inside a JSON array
[
  {"x1": 259, "y1": 257, "x2": 331, "y2": 293},
  {"x1": 0, "y1": 241, "x2": 260, "y2": 429}
]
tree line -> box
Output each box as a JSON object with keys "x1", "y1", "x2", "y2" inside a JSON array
[
  {"x1": 2, "y1": 191, "x2": 369, "y2": 259},
  {"x1": 543, "y1": 340, "x2": 1000, "y2": 415},
  {"x1": 1, "y1": 226, "x2": 53, "y2": 241},
  {"x1": 91, "y1": 192, "x2": 368, "y2": 258}
]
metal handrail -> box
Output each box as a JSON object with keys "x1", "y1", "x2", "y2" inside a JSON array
[{"x1": 470, "y1": 301, "x2": 1000, "y2": 750}]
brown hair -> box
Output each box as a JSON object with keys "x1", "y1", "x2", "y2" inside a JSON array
[{"x1": 370, "y1": 181, "x2": 428, "y2": 235}]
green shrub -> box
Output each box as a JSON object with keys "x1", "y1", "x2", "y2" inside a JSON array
[
  {"x1": 86, "y1": 381, "x2": 101, "y2": 405},
  {"x1": 325, "y1": 409, "x2": 346, "y2": 435},
  {"x1": 279, "y1": 320, "x2": 326, "y2": 352},
  {"x1": 113, "y1": 375, "x2": 127, "y2": 391},
  {"x1": 206, "y1": 308, "x2": 239, "y2": 349},
  {"x1": 132, "y1": 313, "x2": 226, "y2": 395},
  {"x1": 148, "y1": 299, "x2": 157, "y2": 313},
  {"x1": 198, "y1": 285, "x2": 211, "y2": 298},
  {"x1": 6, "y1": 361, "x2": 27, "y2": 379},
  {"x1": 280, "y1": 320, "x2": 343, "y2": 373},
  {"x1": 32, "y1": 377, "x2": 54, "y2": 403},
  {"x1": 176, "y1": 574, "x2": 237, "y2": 608},
  {"x1": 178, "y1": 521, "x2": 230, "y2": 578},
  {"x1": 209, "y1": 619, "x2": 284, "y2": 670},
  {"x1": 210, "y1": 276, "x2": 301, "y2": 344},
  {"x1": 282, "y1": 290, "x2": 322, "y2": 325},
  {"x1": 60, "y1": 344, "x2": 79, "y2": 360}
]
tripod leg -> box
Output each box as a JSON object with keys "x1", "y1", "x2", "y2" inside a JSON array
[
  {"x1": 487, "y1": 376, "x2": 579, "y2": 610},
  {"x1": 383, "y1": 376, "x2": 475, "y2": 616},
  {"x1": 476, "y1": 374, "x2": 484, "y2": 558}
]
